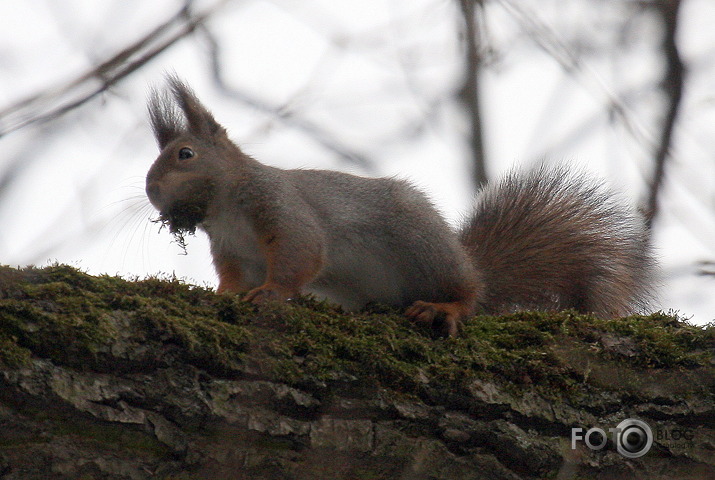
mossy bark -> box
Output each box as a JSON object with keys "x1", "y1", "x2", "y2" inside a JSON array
[{"x1": 0, "y1": 265, "x2": 713, "y2": 479}]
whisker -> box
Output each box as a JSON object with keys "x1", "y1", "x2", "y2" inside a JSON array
[
  {"x1": 97, "y1": 195, "x2": 148, "y2": 214},
  {"x1": 120, "y1": 204, "x2": 155, "y2": 270},
  {"x1": 100, "y1": 198, "x2": 154, "y2": 266}
]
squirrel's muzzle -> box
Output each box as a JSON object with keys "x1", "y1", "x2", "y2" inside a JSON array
[{"x1": 146, "y1": 181, "x2": 161, "y2": 207}]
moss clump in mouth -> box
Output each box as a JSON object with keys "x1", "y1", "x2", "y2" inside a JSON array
[{"x1": 151, "y1": 202, "x2": 206, "y2": 254}]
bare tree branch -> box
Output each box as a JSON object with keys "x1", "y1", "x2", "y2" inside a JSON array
[
  {"x1": 495, "y1": 0, "x2": 663, "y2": 163},
  {"x1": 459, "y1": 0, "x2": 488, "y2": 188},
  {"x1": 198, "y1": 25, "x2": 376, "y2": 171},
  {"x1": 643, "y1": 0, "x2": 685, "y2": 228},
  {"x1": 0, "y1": 1, "x2": 226, "y2": 138},
  {"x1": 697, "y1": 261, "x2": 715, "y2": 277}
]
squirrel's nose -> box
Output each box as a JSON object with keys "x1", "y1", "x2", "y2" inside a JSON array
[{"x1": 146, "y1": 181, "x2": 161, "y2": 204}]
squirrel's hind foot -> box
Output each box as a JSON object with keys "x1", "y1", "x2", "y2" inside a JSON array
[{"x1": 405, "y1": 300, "x2": 472, "y2": 337}]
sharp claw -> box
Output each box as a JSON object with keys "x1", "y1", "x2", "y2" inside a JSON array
[
  {"x1": 242, "y1": 284, "x2": 290, "y2": 304},
  {"x1": 415, "y1": 311, "x2": 434, "y2": 325}
]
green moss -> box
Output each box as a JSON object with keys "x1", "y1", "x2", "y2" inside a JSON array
[
  {"x1": 0, "y1": 297, "x2": 116, "y2": 368},
  {"x1": 0, "y1": 264, "x2": 712, "y2": 400},
  {"x1": 0, "y1": 330, "x2": 31, "y2": 367},
  {"x1": 0, "y1": 264, "x2": 253, "y2": 375},
  {"x1": 564, "y1": 311, "x2": 715, "y2": 368}
]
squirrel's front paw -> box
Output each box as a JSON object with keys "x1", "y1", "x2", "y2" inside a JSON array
[{"x1": 242, "y1": 283, "x2": 294, "y2": 304}]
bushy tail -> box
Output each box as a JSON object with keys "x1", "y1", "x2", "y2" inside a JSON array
[{"x1": 459, "y1": 166, "x2": 656, "y2": 317}]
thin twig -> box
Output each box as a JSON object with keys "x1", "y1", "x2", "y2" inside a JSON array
[
  {"x1": 0, "y1": 1, "x2": 225, "y2": 138},
  {"x1": 495, "y1": 0, "x2": 662, "y2": 161},
  {"x1": 198, "y1": 25, "x2": 375, "y2": 171}
]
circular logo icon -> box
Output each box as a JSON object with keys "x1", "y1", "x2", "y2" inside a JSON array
[{"x1": 615, "y1": 419, "x2": 653, "y2": 458}]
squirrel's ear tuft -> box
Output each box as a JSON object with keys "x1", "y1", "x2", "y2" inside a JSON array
[
  {"x1": 166, "y1": 76, "x2": 226, "y2": 138},
  {"x1": 148, "y1": 87, "x2": 183, "y2": 149}
]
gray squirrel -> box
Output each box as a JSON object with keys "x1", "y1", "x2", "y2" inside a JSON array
[{"x1": 145, "y1": 77, "x2": 656, "y2": 336}]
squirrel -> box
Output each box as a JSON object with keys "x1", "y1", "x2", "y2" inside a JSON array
[{"x1": 145, "y1": 77, "x2": 656, "y2": 336}]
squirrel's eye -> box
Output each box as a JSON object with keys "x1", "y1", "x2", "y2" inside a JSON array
[{"x1": 178, "y1": 147, "x2": 195, "y2": 160}]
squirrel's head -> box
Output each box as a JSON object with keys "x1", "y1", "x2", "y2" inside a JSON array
[{"x1": 145, "y1": 76, "x2": 240, "y2": 234}]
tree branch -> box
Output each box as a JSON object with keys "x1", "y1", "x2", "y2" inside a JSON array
[
  {"x1": 643, "y1": 0, "x2": 685, "y2": 228},
  {"x1": 199, "y1": 25, "x2": 375, "y2": 171},
  {"x1": 459, "y1": 0, "x2": 488, "y2": 188},
  {"x1": 0, "y1": 1, "x2": 225, "y2": 138}
]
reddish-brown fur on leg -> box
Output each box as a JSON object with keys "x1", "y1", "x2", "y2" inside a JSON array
[
  {"x1": 242, "y1": 232, "x2": 324, "y2": 304},
  {"x1": 214, "y1": 257, "x2": 245, "y2": 294}
]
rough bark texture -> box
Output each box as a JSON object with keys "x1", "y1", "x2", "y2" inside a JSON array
[{"x1": 0, "y1": 265, "x2": 713, "y2": 479}]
